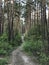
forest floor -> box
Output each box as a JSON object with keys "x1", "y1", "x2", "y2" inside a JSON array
[{"x1": 8, "y1": 46, "x2": 39, "y2": 65}]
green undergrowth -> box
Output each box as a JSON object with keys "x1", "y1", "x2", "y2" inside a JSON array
[
  {"x1": 0, "y1": 58, "x2": 8, "y2": 65},
  {"x1": 0, "y1": 31, "x2": 22, "y2": 65},
  {"x1": 22, "y1": 25, "x2": 49, "y2": 65}
]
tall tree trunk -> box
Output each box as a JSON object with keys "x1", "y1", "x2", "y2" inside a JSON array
[
  {"x1": 41, "y1": 0, "x2": 49, "y2": 54},
  {"x1": 47, "y1": 4, "x2": 49, "y2": 54},
  {"x1": 41, "y1": 0, "x2": 47, "y2": 40},
  {"x1": 18, "y1": 0, "x2": 20, "y2": 33},
  {"x1": 26, "y1": 0, "x2": 31, "y2": 31},
  {"x1": 0, "y1": 0, "x2": 2, "y2": 35},
  {"x1": 6, "y1": 0, "x2": 11, "y2": 41},
  {"x1": 2, "y1": 6, "x2": 4, "y2": 34},
  {"x1": 11, "y1": 0, "x2": 14, "y2": 40}
]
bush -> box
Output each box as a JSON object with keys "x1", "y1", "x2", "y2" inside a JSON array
[
  {"x1": 0, "y1": 33, "x2": 13, "y2": 55},
  {"x1": 0, "y1": 58, "x2": 8, "y2": 65},
  {"x1": 0, "y1": 33, "x2": 8, "y2": 42},
  {"x1": 14, "y1": 33, "x2": 22, "y2": 46},
  {"x1": 23, "y1": 40, "x2": 44, "y2": 55},
  {"x1": 0, "y1": 42, "x2": 13, "y2": 55},
  {"x1": 11, "y1": 31, "x2": 22, "y2": 47},
  {"x1": 39, "y1": 53, "x2": 49, "y2": 65},
  {"x1": 0, "y1": 49, "x2": 7, "y2": 55}
]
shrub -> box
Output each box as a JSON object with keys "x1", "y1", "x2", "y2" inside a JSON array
[
  {"x1": 22, "y1": 40, "x2": 44, "y2": 56},
  {"x1": 11, "y1": 31, "x2": 22, "y2": 47},
  {"x1": 39, "y1": 53, "x2": 49, "y2": 65},
  {"x1": 0, "y1": 33, "x2": 8, "y2": 42},
  {"x1": 0, "y1": 49, "x2": 7, "y2": 55},
  {"x1": 0, "y1": 58, "x2": 8, "y2": 65},
  {"x1": 0, "y1": 42, "x2": 13, "y2": 55}
]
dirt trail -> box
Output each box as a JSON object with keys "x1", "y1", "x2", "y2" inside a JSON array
[{"x1": 8, "y1": 47, "x2": 39, "y2": 65}]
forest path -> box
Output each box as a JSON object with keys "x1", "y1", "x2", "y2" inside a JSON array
[{"x1": 8, "y1": 46, "x2": 39, "y2": 65}]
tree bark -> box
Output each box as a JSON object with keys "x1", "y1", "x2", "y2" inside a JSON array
[{"x1": 0, "y1": 0, "x2": 2, "y2": 35}]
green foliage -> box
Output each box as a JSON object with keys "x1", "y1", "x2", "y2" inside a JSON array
[
  {"x1": 0, "y1": 31, "x2": 22, "y2": 56},
  {"x1": 0, "y1": 42, "x2": 13, "y2": 55},
  {"x1": 0, "y1": 49, "x2": 7, "y2": 55},
  {"x1": 0, "y1": 33, "x2": 12, "y2": 55},
  {"x1": 39, "y1": 53, "x2": 49, "y2": 65},
  {"x1": 0, "y1": 58, "x2": 8, "y2": 65},
  {"x1": 22, "y1": 25, "x2": 49, "y2": 65},
  {"x1": 14, "y1": 32, "x2": 22, "y2": 46},
  {"x1": 10, "y1": 31, "x2": 22, "y2": 47},
  {"x1": 23, "y1": 40, "x2": 44, "y2": 56},
  {"x1": 0, "y1": 31, "x2": 22, "y2": 64},
  {"x1": 0, "y1": 33, "x2": 8, "y2": 42}
]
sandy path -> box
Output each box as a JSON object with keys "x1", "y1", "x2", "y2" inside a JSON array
[{"x1": 8, "y1": 47, "x2": 39, "y2": 65}]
